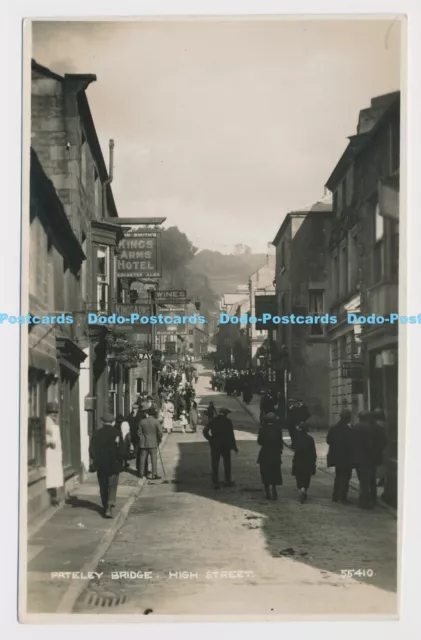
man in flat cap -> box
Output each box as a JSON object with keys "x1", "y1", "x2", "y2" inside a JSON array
[
  {"x1": 203, "y1": 407, "x2": 238, "y2": 489},
  {"x1": 89, "y1": 413, "x2": 125, "y2": 518}
]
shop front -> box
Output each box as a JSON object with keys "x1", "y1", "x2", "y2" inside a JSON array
[{"x1": 368, "y1": 344, "x2": 398, "y2": 507}]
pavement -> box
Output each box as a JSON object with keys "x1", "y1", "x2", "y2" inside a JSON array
[
  {"x1": 25, "y1": 451, "x2": 155, "y2": 616},
  {"x1": 56, "y1": 368, "x2": 398, "y2": 620}
]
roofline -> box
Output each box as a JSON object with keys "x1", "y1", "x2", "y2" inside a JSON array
[
  {"x1": 32, "y1": 59, "x2": 64, "y2": 82},
  {"x1": 76, "y1": 92, "x2": 118, "y2": 218},
  {"x1": 272, "y1": 208, "x2": 333, "y2": 246},
  {"x1": 325, "y1": 93, "x2": 400, "y2": 191},
  {"x1": 32, "y1": 59, "x2": 97, "y2": 86},
  {"x1": 32, "y1": 59, "x2": 118, "y2": 218},
  {"x1": 30, "y1": 147, "x2": 85, "y2": 269}
]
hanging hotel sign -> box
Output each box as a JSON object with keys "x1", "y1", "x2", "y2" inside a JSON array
[
  {"x1": 155, "y1": 290, "x2": 187, "y2": 303},
  {"x1": 117, "y1": 230, "x2": 162, "y2": 278},
  {"x1": 341, "y1": 360, "x2": 363, "y2": 379}
]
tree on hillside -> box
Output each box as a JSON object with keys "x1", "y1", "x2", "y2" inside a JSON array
[
  {"x1": 161, "y1": 226, "x2": 197, "y2": 271},
  {"x1": 160, "y1": 226, "x2": 218, "y2": 315}
]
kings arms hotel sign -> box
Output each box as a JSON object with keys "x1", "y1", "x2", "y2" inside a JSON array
[{"x1": 117, "y1": 230, "x2": 162, "y2": 279}]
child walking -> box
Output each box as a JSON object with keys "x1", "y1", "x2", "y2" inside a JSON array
[
  {"x1": 292, "y1": 423, "x2": 317, "y2": 503},
  {"x1": 179, "y1": 410, "x2": 188, "y2": 433}
]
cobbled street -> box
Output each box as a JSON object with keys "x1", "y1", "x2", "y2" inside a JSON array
[{"x1": 74, "y1": 369, "x2": 397, "y2": 617}]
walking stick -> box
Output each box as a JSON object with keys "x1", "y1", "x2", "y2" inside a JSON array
[{"x1": 158, "y1": 445, "x2": 169, "y2": 483}]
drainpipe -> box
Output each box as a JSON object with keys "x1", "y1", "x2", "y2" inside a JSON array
[{"x1": 102, "y1": 139, "x2": 114, "y2": 218}]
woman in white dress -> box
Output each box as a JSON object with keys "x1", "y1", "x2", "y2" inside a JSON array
[
  {"x1": 45, "y1": 402, "x2": 64, "y2": 506},
  {"x1": 161, "y1": 397, "x2": 175, "y2": 433}
]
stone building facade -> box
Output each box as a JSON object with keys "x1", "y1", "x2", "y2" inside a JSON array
[
  {"x1": 28, "y1": 148, "x2": 86, "y2": 520},
  {"x1": 28, "y1": 60, "x2": 125, "y2": 522},
  {"x1": 272, "y1": 197, "x2": 333, "y2": 427},
  {"x1": 325, "y1": 91, "x2": 400, "y2": 506}
]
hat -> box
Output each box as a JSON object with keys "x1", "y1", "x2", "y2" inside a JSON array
[
  {"x1": 219, "y1": 407, "x2": 231, "y2": 415},
  {"x1": 46, "y1": 401, "x2": 59, "y2": 414},
  {"x1": 340, "y1": 409, "x2": 352, "y2": 420},
  {"x1": 141, "y1": 401, "x2": 151, "y2": 410},
  {"x1": 101, "y1": 413, "x2": 115, "y2": 424}
]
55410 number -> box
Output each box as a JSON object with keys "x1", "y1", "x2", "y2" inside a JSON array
[{"x1": 340, "y1": 569, "x2": 374, "y2": 578}]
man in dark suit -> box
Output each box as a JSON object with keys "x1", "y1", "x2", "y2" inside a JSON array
[
  {"x1": 327, "y1": 409, "x2": 354, "y2": 503},
  {"x1": 89, "y1": 413, "x2": 124, "y2": 519},
  {"x1": 203, "y1": 407, "x2": 238, "y2": 489},
  {"x1": 137, "y1": 408, "x2": 163, "y2": 479},
  {"x1": 353, "y1": 411, "x2": 387, "y2": 508}
]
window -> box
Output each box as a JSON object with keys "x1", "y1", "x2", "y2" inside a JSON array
[
  {"x1": 342, "y1": 178, "x2": 347, "y2": 210},
  {"x1": 280, "y1": 292, "x2": 288, "y2": 345},
  {"x1": 339, "y1": 336, "x2": 348, "y2": 362},
  {"x1": 308, "y1": 290, "x2": 324, "y2": 336},
  {"x1": 54, "y1": 252, "x2": 65, "y2": 313},
  {"x1": 81, "y1": 234, "x2": 87, "y2": 302},
  {"x1": 348, "y1": 231, "x2": 358, "y2": 293},
  {"x1": 390, "y1": 222, "x2": 399, "y2": 280},
  {"x1": 29, "y1": 218, "x2": 49, "y2": 302},
  {"x1": 94, "y1": 168, "x2": 102, "y2": 219},
  {"x1": 339, "y1": 244, "x2": 348, "y2": 298},
  {"x1": 29, "y1": 218, "x2": 38, "y2": 297},
  {"x1": 337, "y1": 183, "x2": 343, "y2": 215},
  {"x1": 279, "y1": 242, "x2": 286, "y2": 271},
  {"x1": 350, "y1": 333, "x2": 361, "y2": 358},
  {"x1": 333, "y1": 190, "x2": 338, "y2": 216},
  {"x1": 81, "y1": 134, "x2": 87, "y2": 188},
  {"x1": 373, "y1": 204, "x2": 384, "y2": 283},
  {"x1": 96, "y1": 245, "x2": 110, "y2": 312},
  {"x1": 28, "y1": 370, "x2": 46, "y2": 469},
  {"x1": 332, "y1": 253, "x2": 339, "y2": 299},
  {"x1": 345, "y1": 167, "x2": 354, "y2": 207},
  {"x1": 390, "y1": 121, "x2": 400, "y2": 173},
  {"x1": 108, "y1": 363, "x2": 117, "y2": 415}
]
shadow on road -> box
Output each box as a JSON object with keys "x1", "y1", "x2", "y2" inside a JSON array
[
  {"x1": 65, "y1": 495, "x2": 104, "y2": 514},
  {"x1": 172, "y1": 387, "x2": 397, "y2": 595}
]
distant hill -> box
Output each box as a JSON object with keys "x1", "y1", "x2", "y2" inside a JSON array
[{"x1": 188, "y1": 250, "x2": 268, "y2": 296}]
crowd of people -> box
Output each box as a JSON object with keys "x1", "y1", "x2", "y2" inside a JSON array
[
  {"x1": 85, "y1": 359, "x2": 388, "y2": 518},
  {"x1": 210, "y1": 368, "x2": 259, "y2": 403},
  {"x1": 87, "y1": 362, "x2": 201, "y2": 518},
  {"x1": 205, "y1": 371, "x2": 388, "y2": 509}
]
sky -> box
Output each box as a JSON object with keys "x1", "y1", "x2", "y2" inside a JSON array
[{"x1": 32, "y1": 18, "x2": 401, "y2": 253}]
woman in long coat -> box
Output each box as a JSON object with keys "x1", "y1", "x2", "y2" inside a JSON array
[
  {"x1": 257, "y1": 412, "x2": 283, "y2": 500},
  {"x1": 292, "y1": 423, "x2": 317, "y2": 502},
  {"x1": 161, "y1": 397, "x2": 175, "y2": 433},
  {"x1": 45, "y1": 402, "x2": 64, "y2": 506}
]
